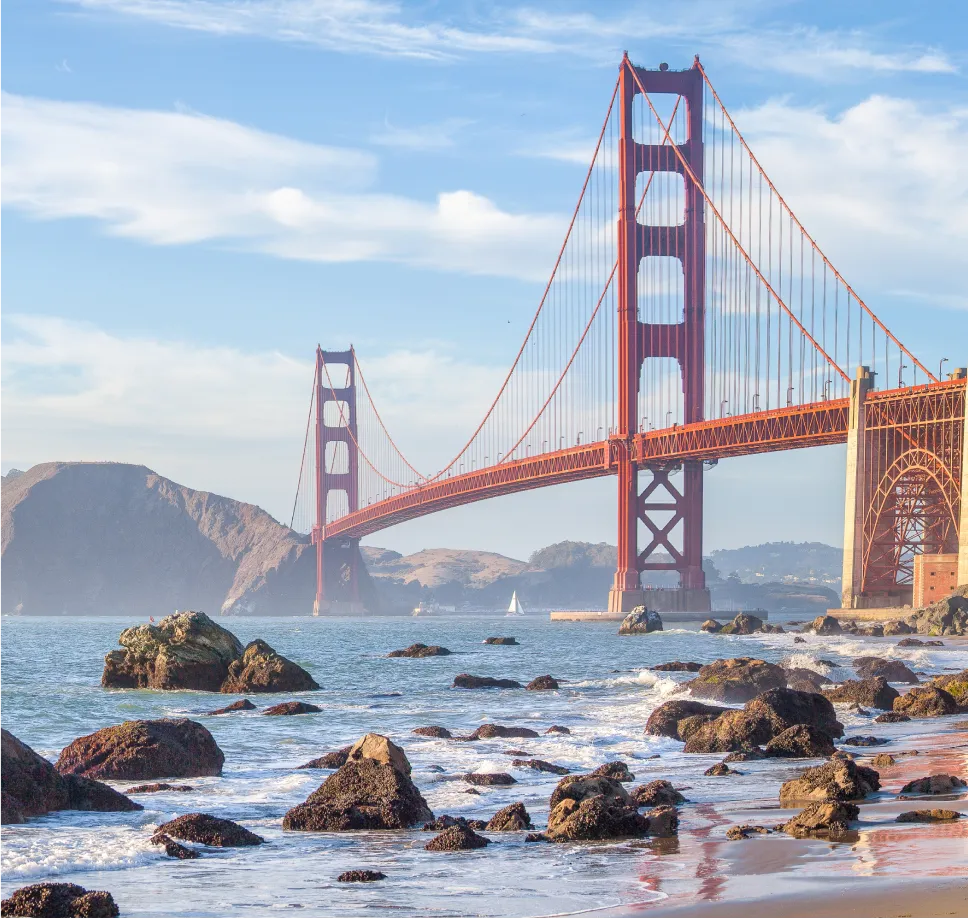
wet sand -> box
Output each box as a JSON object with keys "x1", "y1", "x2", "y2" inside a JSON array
[{"x1": 590, "y1": 725, "x2": 968, "y2": 918}]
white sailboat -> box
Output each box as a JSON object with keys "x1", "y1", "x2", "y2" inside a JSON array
[{"x1": 506, "y1": 590, "x2": 524, "y2": 616}]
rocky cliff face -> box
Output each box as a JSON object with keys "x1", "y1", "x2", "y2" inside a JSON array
[{"x1": 1, "y1": 462, "x2": 314, "y2": 616}]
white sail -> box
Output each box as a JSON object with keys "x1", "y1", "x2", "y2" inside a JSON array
[{"x1": 507, "y1": 591, "x2": 524, "y2": 615}]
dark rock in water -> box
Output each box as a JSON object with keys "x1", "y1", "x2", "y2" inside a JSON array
[
  {"x1": 101, "y1": 610, "x2": 243, "y2": 691},
  {"x1": 779, "y1": 759, "x2": 880, "y2": 803},
  {"x1": 631, "y1": 780, "x2": 686, "y2": 807},
  {"x1": 484, "y1": 637, "x2": 518, "y2": 645},
  {"x1": 524, "y1": 832, "x2": 548, "y2": 842},
  {"x1": 643, "y1": 805, "x2": 678, "y2": 837},
  {"x1": 896, "y1": 809, "x2": 964, "y2": 823},
  {"x1": 150, "y1": 833, "x2": 200, "y2": 859},
  {"x1": 545, "y1": 725, "x2": 571, "y2": 735},
  {"x1": 337, "y1": 870, "x2": 386, "y2": 882},
  {"x1": 700, "y1": 620, "x2": 722, "y2": 633},
  {"x1": 882, "y1": 620, "x2": 916, "y2": 636},
  {"x1": 546, "y1": 775, "x2": 648, "y2": 841},
  {"x1": 683, "y1": 710, "x2": 770, "y2": 754},
  {"x1": 298, "y1": 746, "x2": 351, "y2": 770},
  {"x1": 462, "y1": 787, "x2": 481, "y2": 795},
  {"x1": 387, "y1": 643, "x2": 451, "y2": 658},
  {"x1": 727, "y1": 824, "x2": 770, "y2": 840},
  {"x1": 781, "y1": 801, "x2": 858, "y2": 838},
  {"x1": 526, "y1": 675, "x2": 559, "y2": 691},
  {"x1": 588, "y1": 761, "x2": 635, "y2": 782},
  {"x1": 899, "y1": 774, "x2": 967, "y2": 795},
  {"x1": 426, "y1": 765, "x2": 446, "y2": 773},
  {"x1": 618, "y1": 607, "x2": 663, "y2": 635},
  {"x1": 466, "y1": 724, "x2": 539, "y2": 740},
  {"x1": 262, "y1": 701, "x2": 322, "y2": 716},
  {"x1": 55, "y1": 719, "x2": 223, "y2": 780},
  {"x1": 0, "y1": 883, "x2": 119, "y2": 918},
  {"x1": 486, "y1": 802, "x2": 533, "y2": 831},
  {"x1": 513, "y1": 759, "x2": 570, "y2": 775},
  {"x1": 823, "y1": 677, "x2": 899, "y2": 711},
  {"x1": 853, "y1": 656, "x2": 919, "y2": 684},
  {"x1": 412, "y1": 726, "x2": 452, "y2": 739},
  {"x1": 760, "y1": 624, "x2": 785, "y2": 634},
  {"x1": 897, "y1": 637, "x2": 944, "y2": 647},
  {"x1": 207, "y1": 699, "x2": 256, "y2": 715},
  {"x1": 928, "y1": 670, "x2": 968, "y2": 707},
  {"x1": 462, "y1": 772, "x2": 516, "y2": 786},
  {"x1": 764, "y1": 725, "x2": 836, "y2": 758},
  {"x1": 221, "y1": 639, "x2": 319, "y2": 693},
  {"x1": 746, "y1": 687, "x2": 843, "y2": 738},
  {"x1": 645, "y1": 700, "x2": 729, "y2": 741},
  {"x1": 810, "y1": 615, "x2": 842, "y2": 635},
  {"x1": 704, "y1": 762, "x2": 737, "y2": 776},
  {"x1": 724, "y1": 749, "x2": 766, "y2": 762},
  {"x1": 422, "y1": 815, "x2": 486, "y2": 831},
  {"x1": 783, "y1": 668, "x2": 827, "y2": 693},
  {"x1": 871, "y1": 753, "x2": 896, "y2": 768},
  {"x1": 125, "y1": 783, "x2": 193, "y2": 794},
  {"x1": 425, "y1": 824, "x2": 490, "y2": 850},
  {"x1": 155, "y1": 813, "x2": 264, "y2": 846},
  {"x1": 874, "y1": 712, "x2": 910, "y2": 724},
  {"x1": 452, "y1": 674, "x2": 521, "y2": 689},
  {"x1": 652, "y1": 661, "x2": 702, "y2": 672},
  {"x1": 283, "y1": 738, "x2": 433, "y2": 831},
  {"x1": 906, "y1": 586, "x2": 968, "y2": 636},
  {"x1": 893, "y1": 686, "x2": 960, "y2": 718},
  {"x1": 549, "y1": 775, "x2": 629, "y2": 810},
  {"x1": 720, "y1": 613, "x2": 764, "y2": 635},
  {"x1": 682, "y1": 657, "x2": 786, "y2": 704},
  {"x1": 503, "y1": 749, "x2": 533, "y2": 756},
  {"x1": 842, "y1": 736, "x2": 889, "y2": 747},
  {"x1": 793, "y1": 637, "x2": 807, "y2": 644}
]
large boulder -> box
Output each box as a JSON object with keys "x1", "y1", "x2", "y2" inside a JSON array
[
  {"x1": 744, "y1": 688, "x2": 843, "y2": 738},
  {"x1": 546, "y1": 775, "x2": 647, "y2": 841},
  {"x1": 101, "y1": 611, "x2": 243, "y2": 691},
  {"x1": 682, "y1": 658, "x2": 786, "y2": 704},
  {"x1": 700, "y1": 619, "x2": 722, "y2": 633},
  {"x1": 883, "y1": 620, "x2": 916, "y2": 636},
  {"x1": 466, "y1": 724, "x2": 539, "y2": 740},
  {"x1": 652, "y1": 661, "x2": 702, "y2": 672},
  {"x1": 486, "y1": 802, "x2": 533, "y2": 831},
  {"x1": 549, "y1": 774, "x2": 630, "y2": 810},
  {"x1": 452, "y1": 674, "x2": 521, "y2": 689},
  {"x1": 282, "y1": 735, "x2": 432, "y2": 831},
  {"x1": 810, "y1": 615, "x2": 842, "y2": 635},
  {"x1": 781, "y1": 802, "x2": 858, "y2": 839},
  {"x1": 221, "y1": 639, "x2": 319, "y2": 693},
  {"x1": 55, "y1": 719, "x2": 224, "y2": 780},
  {"x1": 823, "y1": 677, "x2": 899, "y2": 710},
  {"x1": 645, "y1": 700, "x2": 729, "y2": 741},
  {"x1": 526, "y1": 675, "x2": 560, "y2": 691},
  {"x1": 899, "y1": 774, "x2": 967, "y2": 796},
  {"x1": 683, "y1": 710, "x2": 772, "y2": 754},
  {"x1": 631, "y1": 780, "x2": 686, "y2": 807},
  {"x1": 720, "y1": 613, "x2": 764, "y2": 635},
  {"x1": 618, "y1": 607, "x2": 663, "y2": 635},
  {"x1": 262, "y1": 701, "x2": 321, "y2": 716},
  {"x1": 783, "y1": 668, "x2": 827, "y2": 693},
  {"x1": 897, "y1": 809, "x2": 964, "y2": 823},
  {"x1": 588, "y1": 762, "x2": 635, "y2": 782},
  {"x1": 425, "y1": 824, "x2": 490, "y2": 850},
  {"x1": 387, "y1": 643, "x2": 451, "y2": 658},
  {"x1": 907, "y1": 585, "x2": 968, "y2": 636},
  {"x1": 154, "y1": 813, "x2": 264, "y2": 846},
  {"x1": 0, "y1": 883, "x2": 119, "y2": 918},
  {"x1": 778, "y1": 759, "x2": 880, "y2": 804},
  {"x1": 763, "y1": 724, "x2": 836, "y2": 758},
  {"x1": 852, "y1": 657, "x2": 919, "y2": 684},
  {"x1": 928, "y1": 670, "x2": 968, "y2": 707},
  {"x1": 1, "y1": 730, "x2": 141, "y2": 824},
  {"x1": 412, "y1": 726, "x2": 452, "y2": 739},
  {"x1": 893, "y1": 686, "x2": 960, "y2": 718}
]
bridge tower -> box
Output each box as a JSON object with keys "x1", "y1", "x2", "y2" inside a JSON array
[
  {"x1": 312, "y1": 347, "x2": 364, "y2": 615},
  {"x1": 608, "y1": 55, "x2": 711, "y2": 615}
]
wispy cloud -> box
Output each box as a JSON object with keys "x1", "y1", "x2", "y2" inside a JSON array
[
  {"x1": 370, "y1": 116, "x2": 472, "y2": 150},
  {"x1": 61, "y1": 0, "x2": 958, "y2": 78},
  {"x1": 1, "y1": 93, "x2": 566, "y2": 280}
]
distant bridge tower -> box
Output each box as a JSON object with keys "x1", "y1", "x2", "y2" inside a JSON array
[
  {"x1": 313, "y1": 347, "x2": 364, "y2": 615},
  {"x1": 609, "y1": 55, "x2": 711, "y2": 615}
]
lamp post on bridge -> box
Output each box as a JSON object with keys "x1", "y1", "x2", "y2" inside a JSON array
[{"x1": 940, "y1": 357, "x2": 949, "y2": 381}]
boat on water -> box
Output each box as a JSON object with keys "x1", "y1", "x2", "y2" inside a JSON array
[{"x1": 506, "y1": 591, "x2": 524, "y2": 616}]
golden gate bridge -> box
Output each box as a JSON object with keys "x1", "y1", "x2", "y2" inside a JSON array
[{"x1": 290, "y1": 55, "x2": 967, "y2": 616}]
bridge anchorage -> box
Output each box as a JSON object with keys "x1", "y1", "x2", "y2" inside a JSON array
[{"x1": 292, "y1": 55, "x2": 966, "y2": 617}]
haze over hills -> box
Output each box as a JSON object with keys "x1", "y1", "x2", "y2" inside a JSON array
[{"x1": 2, "y1": 461, "x2": 841, "y2": 616}]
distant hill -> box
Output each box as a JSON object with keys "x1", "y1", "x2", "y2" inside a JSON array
[
  {"x1": 2, "y1": 462, "x2": 314, "y2": 616},
  {"x1": 709, "y1": 541, "x2": 842, "y2": 590}
]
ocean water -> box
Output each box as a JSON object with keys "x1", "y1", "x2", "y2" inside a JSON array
[{"x1": 2, "y1": 613, "x2": 966, "y2": 917}]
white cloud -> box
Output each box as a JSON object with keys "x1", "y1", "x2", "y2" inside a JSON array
[
  {"x1": 370, "y1": 117, "x2": 472, "y2": 151},
  {"x1": 1, "y1": 93, "x2": 566, "y2": 280},
  {"x1": 61, "y1": 0, "x2": 958, "y2": 77}
]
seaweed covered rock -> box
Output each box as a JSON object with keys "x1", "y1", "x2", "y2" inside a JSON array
[
  {"x1": 512, "y1": 759, "x2": 570, "y2": 775},
  {"x1": 387, "y1": 643, "x2": 451, "y2": 658},
  {"x1": 745, "y1": 687, "x2": 843, "y2": 738},
  {"x1": 778, "y1": 759, "x2": 880, "y2": 804},
  {"x1": 645, "y1": 700, "x2": 729, "y2": 741},
  {"x1": 618, "y1": 607, "x2": 662, "y2": 635},
  {"x1": 1, "y1": 730, "x2": 142, "y2": 825},
  {"x1": 907, "y1": 585, "x2": 968, "y2": 636},
  {"x1": 874, "y1": 711, "x2": 910, "y2": 724},
  {"x1": 462, "y1": 773, "x2": 516, "y2": 786},
  {"x1": 262, "y1": 701, "x2": 322, "y2": 716},
  {"x1": 526, "y1": 675, "x2": 560, "y2": 691},
  {"x1": 546, "y1": 776, "x2": 648, "y2": 842},
  {"x1": 896, "y1": 809, "x2": 964, "y2": 822},
  {"x1": 466, "y1": 724, "x2": 539, "y2": 740},
  {"x1": 337, "y1": 870, "x2": 386, "y2": 882},
  {"x1": 101, "y1": 611, "x2": 243, "y2": 691},
  {"x1": 452, "y1": 674, "x2": 521, "y2": 689},
  {"x1": 810, "y1": 615, "x2": 842, "y2": 636},
  {"x1": 631, "y1": 780, "x2": 686, "y2": 807},
  {"x1": 55, "y1": 719, "x2": 223, "y2": 781},
  {"x1": 221, "y1": 640, "x2": 319, "y2": 693},
  {"x1": 704, "y1": 762, "x2": 737, "y2": 776},
  {"x1": 783, "y1": 668, "x2": 827, "y2": 693},
  {"x1": 781, "y1": 801, "x2": 858, "y2": 838},
  {"x1": 545, "y1": 725, "x2": 571, "y2": 735},
  {"x1": 719, "y1": 613, "x2": 764, "y2": 635},
  {"x1": 883, "y1": 620, "x2": 915, "y2": 636},
  {"x1": 823, "y1": 677, "x2": 899, "y2": 711},
  {"x1": 484, "y1": 637, "x2": 518, "y2": 645},
  {"x1": 683, "y1": 709, "x2": 773, "y2": 754},
  {"x1": 155, "y1": 813, "x2": 264, "y2": 846},
  {"x1": 700, "y1": 619, "x2": 722, "y2": 633},
  {"x1": 652, "y1": 661, "x2": 702, "y2": 672},
  {"x1": 763, "y1": 724, "x2": 836, "y2": 758},
  {"x1": 486, "y1": 802, "x2": 533, "y2": 831},
  {"x1": 125, "y1": 783, "x2": 193, "y2": 794},
  {"x1": 425, "y1": 824, "x2": 490, "y2": 850},
  {"x1": 412, "y1": 726, "x2": 452, "y2": 739},
  {"x1": 898, "y1": 774, "x2": 967, "y2": 796},
  {"x1": 893, "y1": 686, "x2": 960, "y2": 718},
  {"x1": 588, "y1": 762, "x2": 635, "y2": 782},
  {"x1": 0, "y1": 883, "x2": 119, "y2": 918},
  {"x1": 643, "y1": 805, "x2": 679, "y2": 837},
  {"x1": 206, "y1": 699, "x2": 256, "y2": 715},
  {"x1": 150, "y1": 833, "x2": 200, "y2": 859},
  {"x1": 726, "y1": 824, "x2": 770, "y2": 840},
  {"x1": 852, "y1": 657, "x2": 919, "y2": 684},
  {"x1": 682, "y1": 658, "x2": 786, "y2": 704},
  {"x1": 928, "y1": 670, "x2": 968, "y2": 707}
]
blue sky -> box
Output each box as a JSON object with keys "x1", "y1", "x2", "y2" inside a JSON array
[{"x1": 3, "y1": 0, "x2": 966, "y2": 560}]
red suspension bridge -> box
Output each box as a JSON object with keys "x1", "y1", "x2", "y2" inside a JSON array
[{"x1": 291, "y1": 55, "x2": 967, "y2": 616}]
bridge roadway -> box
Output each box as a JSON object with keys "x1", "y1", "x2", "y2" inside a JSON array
[{"x1": 324, "y1": 397, "x2": 853, "y2": 540}]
